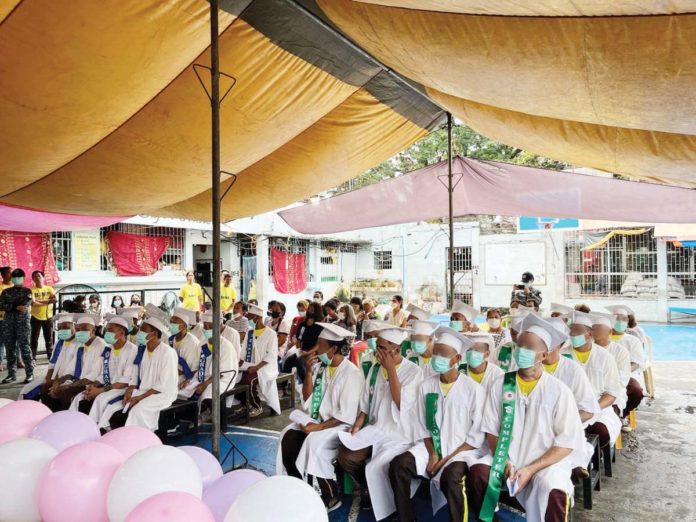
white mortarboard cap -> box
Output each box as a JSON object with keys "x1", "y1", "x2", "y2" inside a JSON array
[
  {"x1": 144, "y1": 303, "x2": 168, "y2": 323},
  {"x1": 118, "y1": 306, "x2": 141, "y2": 320},
  {"x1": 104, "y1": 313, "x2": 129, "y2": 330},
  {"x1": 550, "y1": 303, "x2": 575, "y2": 315},
  {"x1": 450, "y1": 300, "x2": 479, "y2": 323},
  {"x1": 317, "y1": 322, "x2": 355, "y2": 342},
  {"x1": 74, "y1": 313, "x2": 97, "y2": 327},
  {"x1": 406, "y1": 304, "x2": 431, "y2": 321},
  {"x1": 247, "y1": 303, "x2": 265, "y2": 317},
  {"x1": 510, "y1": 311, "x2": 531, "y2": 332},
  {"x1": 571, "y1": 311, "x2": 593, "y2": 329},
  {"x1": 362, "y1": 320, "x2": 390, "y2": 334},
  {"x1": 172, "y1": 307, "x2": 197, "y2": 326},
  {"x1": 433, "y1": 326, "x2": 474, "y2": 354},
  {"x1": 142, "y1": 316, "x2": 170, "y2": 337},
  {"x1": 377, "y1": 327, "x2": 410, "y2": 346},
  {"x1": 605, "y1": 305, "x2": 634, "y2": 317},
  {"x1": 410, "y1": 320, "x2": 439, "y2": 337},
  {"x1": 590, "y1": 312, "x2": 614, "y2": 329},
  {"x1": 511, "y1": 304, "x2": 536, "y2": 316},
  {"x1": 53, "y1": 313, "x2": 74, "y2": 324},
  {"x1": 519, "y1": 314, "x2": 567, "y2": 351},
  {"x1": 548, "y1": 317, "x2": 570, "y2": 337},
  {"x1": 201, "y1": 311, "x2": 224, "y2": 323},
  {"x1": 464, "y1": 332, "x2": 494, "y2": 352}
]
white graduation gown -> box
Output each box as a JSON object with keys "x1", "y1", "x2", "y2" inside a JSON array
[
  {"x1": 221, "y1": 326, "x2": 241, "y2": 363},
  {"x1": 562, "y1": 344, "x2": 623, "y2": 444},
  {"x1": 602, "y1": 342, "x2": 631, "y2": 410},
  {"x1": 276, "y1": 359, "x2": 365, "y2": 479},
  {"x1": 173, "y1": 332, "x2": 203, "y2": 384},
  {"x1": 178, "y1": 337, "x2": 237, "y2": 401},
  {"x1": 241, "y1": 328, "x2": 280, "y2": 414},
  {"x1": 359, "y1": 359, "x2": 424, "y2": 521},
  {"x1": 617, "y1": 333, "x2": 646, "y2": 389},
  {"x1": 77, "y1": 337, "x2": 108, "y2": 382},
  {"x1": 478, "y1": 371, "x2": 584, "y2": 521},
  {"x1": 125, "y1": 343, "x2": 179, "y2": 431},
  {"x1": 409, "y1": 355, "x2": 436, "y2": 380},
  {"x1": 408, "y1": 374, "x2": 485, "y2": 515},
  {"x1": 474, "y1": 361, "x2": 504, "y2": 399},
  {"x1": 19, "y1": 338, "x2": 78, "y2": 399}
]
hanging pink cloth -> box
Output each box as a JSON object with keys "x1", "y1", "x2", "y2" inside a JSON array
[
  {"x1": 0, "y1": 231, "x2": 60, "y2": 285},
  {"x1": 271, "y1": 248, "x2": 307, "y2": 294},
  {"x1": 106, "y1": 231, "x2": 169, "y2": 276}
]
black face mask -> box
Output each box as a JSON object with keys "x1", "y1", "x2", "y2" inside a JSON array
[{"x1": 270, "y1": 311, "x2": 281, "y2": 319}]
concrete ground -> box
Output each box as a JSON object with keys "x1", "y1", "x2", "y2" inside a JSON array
[{"x1": 2, "y1": 360, "x2": 695, "y2": 521}]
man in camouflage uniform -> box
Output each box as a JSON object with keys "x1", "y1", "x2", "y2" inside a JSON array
[
  {"x1": 0, "y1": 266, "x2": 11, "y2": 372},
  {"x1": 1, "y1": 268, "x2": 34, "y2": 384}
]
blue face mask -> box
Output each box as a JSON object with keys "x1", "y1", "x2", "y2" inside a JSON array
[
  {"x1": 450, "y1": 320, "x2": 463, "y2": 332},
  {"x1": 570, "y1": 334, "x2": 587, "y2": 349},
  {"x1": 104, "y1": 332, "x2": 117, "y2": 345},
  {"x1": 11, "y1": 276, "x2": 24, "y2": 286},
  {"x1": 169, "y1": 323, "x2": 181, "y2": 335},
  {"x1": 613, "y1": 320, "x2": 628, "y2": 333},
  {"x1": 57, "y1": 329, "x2": 72, "y2": 341},
  {"x1": 466, "y1": 350, "x2": 485, "y2": 368},
  {"x1": 318, "y1": 352, "x2": 333, "y2": 365},
  {"x1": 204, "y1": 329, "x2": 213, "y2": 340},
  {"x1": 366, "y1": 337, "x2": 377, "y2": 352},
  {"x1": 75, "y1": 331, "x2": 91, "y2": 344},
  {"x1": 412, "y1": 340, "x2": 428, "y2": 355},
  {"x1": 431, "y1": 355, "x2": 454, "y2": 374},
  {"x1": 135, "y1": 331, "x2": 149, "y2": 346},
  {"x1": 513, "y1": 347, "x2": 538, "y2": 369},
  {"x1": 248, "y1": 320, "x2": 256, "y2": 331}
]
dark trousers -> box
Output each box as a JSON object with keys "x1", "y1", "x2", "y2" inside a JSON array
[
  {"x1": 40, "y1": 382, "x2": 85, "y2": 411},
  {"x1": 389, "y1": 451, "x2": 469, "y2": 522},
  {"x1": 624, "y1": 377, "x2": 644, "y2": 417},
  {"x1": 281, "y1": 429, "x2": 338, "y2": 502},
  {"x1": 30, "y1": 316, "x2": 53, "y2": 360},
  {"x1": 586, "y1": 422, "x2": 610, "y2": 448},
  {"x1": 337, "y1": 445, "x2": 372, "y2": 490},
  {"x1": 241, "y1": 372, "x2": 261, "y2": 409},
  {"x1": 469, "y1": 464, "x2": 569, "y2": 522},
  {"x1": 3, "y1": 313, "x2": 32, "y2": 377},
  {"x1": 282, "y1": 353, "x2": 306, "y2": 383}
]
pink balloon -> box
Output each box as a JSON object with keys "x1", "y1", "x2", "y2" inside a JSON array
[
  {"x1": 31, "y1": 410, "x2": 100, "y2": 452},
  {"x1": 125, "y1": 492, "x2": 214, "y2": 522},
  {"x1": 202, "y1": 469, "x2": 267, "y2": 522},
  {"x1": 38, "y1": 441, "x2": 124, "y2": 522},
  {"x1": 99, "y1": 426, "x2": 162, "y2": 459},
  {"x1": 178, "y1": 446, "x2": 223, "y2": 489},
  {"x1": 0, "y1": 400, "x2": 51, "y2": 445}
]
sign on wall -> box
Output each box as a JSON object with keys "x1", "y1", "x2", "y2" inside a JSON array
[{"x1": 73, "y1": 230, "x2": 101, "y2": 271}]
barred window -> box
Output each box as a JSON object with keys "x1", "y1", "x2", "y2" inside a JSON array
[
  {"x1": 564, "y1": 229, "x2": 657, "y2": 298},
  {"x1": 447, "y1": 247, "x2": 472, "y2": 272},
  {"x1": 51, "y1": 231, "x2": 72, "y2": 272},
  {"x1": 666, "y1": 242, "x2": 695, "y2": 298},
  {"x1": 100, "y1": 224, "x2": 185, "y2": 272},
  {"x1": 319, "y1": 241, "x2": 339, "y2": 282},
  {"x1": 374, "y1": 250, "x2": 393, "y2": 270}
]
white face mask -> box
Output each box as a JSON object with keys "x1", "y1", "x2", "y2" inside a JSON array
[
  {"x1": 338, "y1": 312, "x2": 346, "y2": 321},
  {"x1": 487, "y1": 318, "x2": 501, "y2": 329},
  {"x1": 233, "y1": 313, "x2": 242, "y2": 320},
  {"x1": 298, "y1": 311, "x2": 306, "y2": 318}
]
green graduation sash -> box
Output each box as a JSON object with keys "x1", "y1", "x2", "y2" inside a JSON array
[
  {"x1": 497, "y1": 343, "x2": 514, "y2": 371},
  {"x1": 480, "y1": 371, "x2": 517, "y2": 522},
  {"x1": 400, "y1": 340, "x2": 412, "y2": 357},
  {"x1": 361, "y1": 360, "x2": 373, "y2": 378},
  {"x1": 365, "y1": 363, "x2": 381, "y2": 426},
  {"x1": 562, "y1": 353, "x2": 572, "y2": 360},
  {"x1": 309, "y1": 364, "x2": 327, "y2": 420},
  {"x1": 425, "y1": 392, "x2": 442, "y2": 459},
  {"x1": 458, "y1": 362, "x2": 468, "y2": 374}
]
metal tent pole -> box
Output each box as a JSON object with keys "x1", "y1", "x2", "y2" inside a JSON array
[
  {"x1": 447, "y1": 112, "x2": 454, "y2": 309},
  {"x1": 210, "y1": 0, "x2": 222, "y2": 460}
]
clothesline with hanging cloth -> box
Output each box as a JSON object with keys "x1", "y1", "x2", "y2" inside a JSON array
[
  {"x1": 279, "y1": 156, "x2": 696, "y2": 235},
  {"x1": 580, "y1": 228, "x2": 650, "y2": 251}
]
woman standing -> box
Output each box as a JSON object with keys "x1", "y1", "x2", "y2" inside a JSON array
[
  {"x1": 385, "y1": 295, "x2": 409, "y2": 327},
  {"x1": 336, "y1": 304, "x2": 357, "y2": 335},
  {"x1": 179, "y1": 270, "x2": 203, "y2": 312}
]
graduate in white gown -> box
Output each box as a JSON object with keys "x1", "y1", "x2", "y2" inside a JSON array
[
  {"x1": 358, "y1": 320, "x2": 390, "y2": 378},
  {"x1": 277, "y1": 322, "x2": 364, "y2": 511},
  {"x1": 402, "y1": 320, "x2": 440, "y2": 380},
  {"x1": 562, "y1": 311, "x2": 623, "y2": 448},
  {"x1": 469, "y1": 315, "x2": 584, "y2": 522},
  {"x1": 166, "y1": 307, "x2": 201, "y2": 385},
  {"x1": 389, "y1": 327, "x2": 485, "y2": 522},
  {"x1": 108, "y1": 316, "x2": 179, "y2": 431},
  {"x1": 69, "y1": 314, "x2": 138, "y2": 429},
  {"x1": 591, "y1": 313, "x2": 631, "y2": 416},
  {"x1": 463, "y1": 332, "x2": 504, "y2": 397},
  {"x1": 448, "y1": 300, "x2": 479, "y2": 334},
  {"x1": 550, "y1": 303, "x2": 575, "y2": 320},
  {"x1": 337, "y1": 326, "x2": 424, "y2": 521},
  {"x1": 239, "y1": 303, "x2": 280, "y2": 416}
]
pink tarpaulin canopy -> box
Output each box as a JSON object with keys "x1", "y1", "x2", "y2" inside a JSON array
[
  {"x1": 280, "y1": 156, "x2": 696, "y2": 234},
  {"x1": 0, "y1": 204, "x2": 129, "y2": 233}
]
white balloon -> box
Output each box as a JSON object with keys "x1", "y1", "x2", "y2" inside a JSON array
[
  {"x1": 0, "y1": 438, "x2": 58, "y2": 522},
  {"x1": 0, "y1": 398, "x2": 14, "y2": 408},
  {"x1": 107, "y1": 445, "x2": 202, "y2": 522},
  {"x1": 224, "y1": 476, "x2": 327, "y2": 522}
]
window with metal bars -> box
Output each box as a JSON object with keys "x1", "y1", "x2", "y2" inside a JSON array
[
  {"x1": 100, "y1": 224, "x2": 185, "y2": 272},
  {"x1": 447, "y1": 247, "x2": 472, "y2": 272},
  {"x1": 564, "y1": 229, "x2": 657, "y2": 298},
  {"x1": 666, "y1": 243, "x2": 695, "y2": 298},
  {"x1": 319, "y1": 241, "x2": 339, "y2": 282},
  {"x1": 268, "y1": 237, "x2": 310, "y2": 277},
  {"x1": 373, "y1": 250, "x2": 393, "y2": 271},
  {"x1": 51, "y1": 231, "x2": 72, "y2": 272}
]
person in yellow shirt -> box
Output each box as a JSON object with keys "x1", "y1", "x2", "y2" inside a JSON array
[
  {"x1": 179, "y1": 270, "x2": 203, "y2": 312},
  {"x1": 220, "y1": 272, "x2": 236, "y2": 317},
  {"x1": 30, "y1": 270, "x2": 56, "y2": 361}
]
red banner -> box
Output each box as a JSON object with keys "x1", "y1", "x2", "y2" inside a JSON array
[
  {"x1": 271, "y1": 248, "x2": 307, "y2": 294},
  {"x1": 106, "y1": 231, "x2": 169, "y2": 276},
  {"x1": 0, "y1": 231, "x2": 60, "y2": 285}
]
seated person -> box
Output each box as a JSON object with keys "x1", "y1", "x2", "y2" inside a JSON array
[
  {"x1": 464, "y1": 332, "x2": 504, "y2": 397},
  {"x1": 403, "y1": 319, "x2": 440, "y2": 380},
  {"x1": 358, "y1": 320, "x2": 390, "y2": 377},
  {"x1": 167, "y1": 306, "x2": 202, "y2": 384},
  {"x1": 449, "y1": 300, "x2": 479, "y2": 333}
]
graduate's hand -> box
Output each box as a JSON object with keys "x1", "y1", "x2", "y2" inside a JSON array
[
  {"x1": 179, "y1": 379, "x2": 190, "y2": 390},
  {"x1": 195, "y1": 383, "x2": 206, "y2": 395},
  {"x1": 512, "y1": 466, "x2": 535, "y2": 491},
  {"x1": 300, "y1": 423, "x2": 319, "y2": 434},
  {"x1": 129, "y1": 395, "x2": 141, "y2": 408},
  {"x1": 504, "y1": 461, "x2": 514, "y2": 480},
  {"x1": 305, "y1": 352, "x2": 319, "y2": 370},
  {"x1": 247, "y1": 366, "x2": 257, "y2": 376},
  {"x1": 426, "y1": 453, "x2": 440, "y2": 477},
  {"x1": 123, "y1": 388, "x2": 134, "y2": 404},
  {"x1": 378, "y1": 348, "x2": 398, "y2": 372}
]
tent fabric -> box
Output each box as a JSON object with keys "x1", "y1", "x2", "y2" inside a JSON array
[
  {"x1": 279, "y1": 156, "x2": 696, "y2": 234},
  {"x1": 0, "y1": 204, "x2": 130, "y2": 233},
  {"x1": 316, "y1": 0, "x2": 696, "y2": 186},
  {"x1": 0, "y1": 0, "x2": 441, "y2": 219}
]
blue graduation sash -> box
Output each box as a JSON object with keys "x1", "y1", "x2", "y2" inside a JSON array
[
  {"x1": 198, "y1": 344, "x2": 211, "y2": 383},
  {"x1": 101, "y1": 347, "x2": 112, "y2": 385},
  {"x1": 168, "y1": 334, "x2": 176, "y2": 347},
  {"x1": 74, "y1": 346, "x2": 85, "y2": 379},
  {"x1": 178, "y1": 356, "x2": 194, "y2": 380},
  {"x1": 49, "y1": 339, "x2": 64, "y2": 365},
  {"x1": 133, "y1": 345, "x2": 146, "y2": 387},
  {"x1": 245, "y1": 329, "x2": 254, "y2": 362}
]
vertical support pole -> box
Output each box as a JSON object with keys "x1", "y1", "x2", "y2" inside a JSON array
[
  {"x1": 210, "y1": 0, "x2": 222, "y2": 459},
  {"x1": 447, "y1": 112, "x2": 455, "y2": 309}
]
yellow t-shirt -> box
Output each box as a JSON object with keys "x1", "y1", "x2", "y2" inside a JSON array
[
  {"x1": 220, "y1": 284, "x2": 236, "y2": 311},
  {"x1": 328, "y1": 366, "x2": 337, "y2": 379},
  {"x1": 543, "y1": 361, "x2": 560, "y2": 374},
  {"x1": 573, "y1": 349, "x2": 591, "y2": 364},
  {"x1": 516, "y1": 375, "x2": 539, "y2": 396},
  {"x1": 469, "y1": 370, "x2": 485, "y2": 384},
  {"x1": 179, "y1": 282, "x2": 203, "y2": 311},
  {"x1": 382, "y1": 363, "x2": 401, "y2": 379},
  {"x1": 0, "y1": 283, "x2": 10, "y2": 294},
  {"x1": 439, "y1": 380, "x2": 456, "y2": 396},
  {"x1": 610, "y1": 334, "x2": 623, "y2": 342},
  {"x1": 31, "y1": 286, "x2": 55, "y2": 321}
]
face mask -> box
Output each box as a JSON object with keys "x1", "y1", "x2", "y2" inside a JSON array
[
  {"x1": 613, "y1": 320, "x2": 628, "y2": 333},
  {"x1": 270, "y1": 311, "x2": 281, "y2": 319},
  {"x1": 313, "y1": 298, "x2": 322, "y2": 303},
  {"x1": 248, "y1": 320, "x2": 257, "y2": 331},
  {"x1": 11, "y1": 277, "x2": 23, "y2": 286},
  {"x1": 233, "y1": 313, "x2": 242, "y2": 320},
  {"x1": 113, "y1": 300, "x2": 122, "y2": 307},
  {"x1": 75, "y1": 331, "x2": 91, "y2": 344},
  {"x1": 204, "y1": 329, "x2": 213, "y2": 339},
  {"x1": 570, "y1": 334, "x2": 587, "y2": 349},
  {"x1": 510, "y1": 308, "x2": 520, "y2": 317},
  {"x1": 338, "y1": 312, "x2": 346, "y2": 321},
  {"x1": 318, "y1": 352, "x2": 333, "y2": 365},
  {"x1": 513, "y1": 347, "x2": 538, "y2": 369},
  {"x1": 487, "y1": 318, "x2": 501, "y2": 329},
  {"x1": 57, "y1": 329, "x2": 72, "y2": 341},
  {"x1": 450, "y1": 320, "x2": 463, "y2": 332},
  {"x1": 104, "y1": 332, "x2": 117, "y2": 345},
  {"x1": 169, "y1": 323, "x2": 181, "y2": 335},
  {"x1": 135, "y1": 331, "x2": 149, "y2": 345},
  {"x1": 298, "y1": 311, "x2": 306, "y2": 318},
  {"x1": 466, "y1": 350, "x2": 485, "y2": 368},
  {"x1": 413, "y1": 340, "x2": 428, "y2": 355},
  {"x1": 431, "y1": 355, "x2": 454, "y2": 374},
  {"x1": 366, "y1": 337, "x2": 377, "y2": 352}
]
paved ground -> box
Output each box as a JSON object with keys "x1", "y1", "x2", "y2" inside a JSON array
[{"x1": 2, "y1": 360, "x2": 695, "y2": 521}]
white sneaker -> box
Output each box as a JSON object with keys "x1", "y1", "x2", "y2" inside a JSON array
[
  {"x1": 249, "y1": 406, "x2": 263, "y2": 418},
  {"x1": 621, "y1": 417, "x2": 633, "y2": 433}
]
